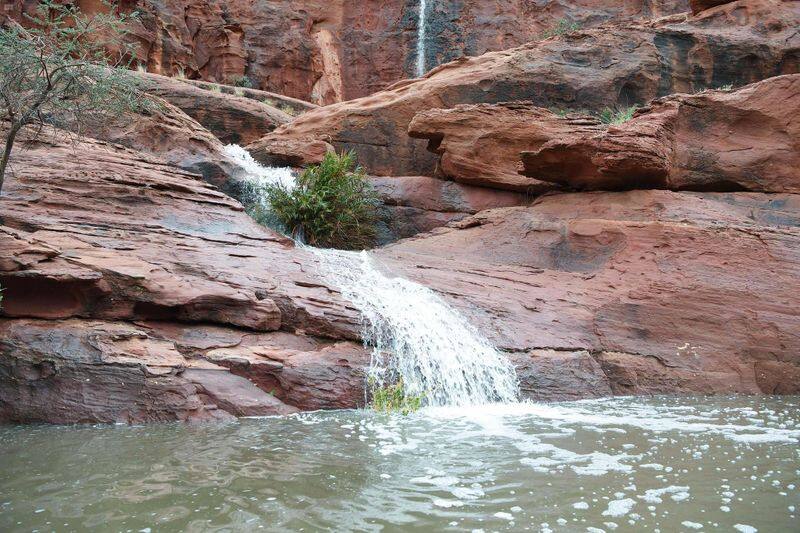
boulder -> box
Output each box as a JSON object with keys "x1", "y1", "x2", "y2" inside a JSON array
[
  {"x1": 409, "y1": 102, "x2": 603, "y2": 192},
  {"x1": 246, "y1": 135, "x2": 335, "y2": 167},
  {"x1": 520, "y1": 74, "x2": 800, "y2": 193},
  {"x1": 379, "y1": 189, "x2": 800, "y2": 395},
  {"x1": 136, "y1": 72, "x2": 292, "y2": 145},
  {"x1": 265, "y1": 0, "x2": 799, "y2": 176}
]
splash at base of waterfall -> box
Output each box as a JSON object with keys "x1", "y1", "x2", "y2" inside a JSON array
[{"x1": 313, "y1": 248, "x2": 519, "y2": 406}]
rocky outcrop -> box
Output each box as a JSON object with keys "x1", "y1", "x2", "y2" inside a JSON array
[
  {"x1": 379, "y1": 190, "x2": 800, "y2": 396},
  {"x1": 265, "y1": 0, "x2": 799, "y2": 176},
  {"x1": 136, "y1": 72, "x2": 291, "y2": 145},
  {"x1": 520, "y1": 75, "x2": 800, "y2": 193},
  {"x1": 246, "y1": 135, "x2": 335, "y2": 167},
  {"x1": 3, "y1": 1, "x2": 691, "y2": 105},
  {"x1": 0, "y1": 126, "x2": 371, "y2": 423},
  {"x1": 409, "y1": 102, "x2": 603, "y2": 192},
  {"x1": 82, "y1": 95, "x2": 242, "y2": 189}
]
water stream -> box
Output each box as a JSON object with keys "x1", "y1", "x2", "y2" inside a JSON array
[
  {"x1": 229, "y1": 150, "x2": 519, "y2": 406},
  {"x1": 416, "y1": 0, "x2": 429, "y2": 77}
]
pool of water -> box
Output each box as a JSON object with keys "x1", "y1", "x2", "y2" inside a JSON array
[{"x1": 1, "y1": 396, "x2": 798, "y2": 532}]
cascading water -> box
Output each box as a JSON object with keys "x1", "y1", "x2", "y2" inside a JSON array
[
  {"x1": 313, "y1": 248, "x2": 519, "y2": 406},
  {"x1": 231, "y1": 151, "x2": 519, "y2": 406},
  {"x1": 415, "y1": 0, "x2": 428, "y2": 77}
]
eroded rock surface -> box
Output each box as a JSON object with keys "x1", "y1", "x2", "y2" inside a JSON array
[
  {"x1": 520, "y1": 75, "x2": 800, "y2": 193},
  {"x1": 265, "y1": 0, "x2": 799, "y2": 176},
  {"x1": 379, "y1": 190, "x2": 800, "y2": 396},
  {"x1": 409, "y1": 102, "x2": 603, "y2": 192},
  {"x1": 137, "y1": 72, "x2": 292, "y2": 145}
]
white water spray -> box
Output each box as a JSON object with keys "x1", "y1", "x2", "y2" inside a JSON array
[
  {"x1": 313, "y1": 249, "x2": 519, "y2": 406},
  {"x1": 224, "y1": 144, "x2": 295, "y2": 190},
  {"x1": 416, "y1": 0, "x2": 429, "y2": 77},
  {"x1": 233, "y1": 153, "x2": 519, "y2": 406}
]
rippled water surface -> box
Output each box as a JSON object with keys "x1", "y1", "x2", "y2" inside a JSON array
[{"x1": 1, "y1": 397, "x2": 798, "y2": 532}]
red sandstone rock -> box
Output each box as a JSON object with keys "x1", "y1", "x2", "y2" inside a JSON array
[
  {"x1": 82, "y1": 95, "x2": 241, "y2": 189},
  {"x1": 246, "y1": 135, "x2": 335, "y2": 167},
  {"x1": 3, "y1": 1, "x2": 691, "y2": 105},
  {"x1": 266, "y1": 0, "x2": 799, "y2": 177},
  {"x1": 379, "y1": 189, "x2": 800, "y2": 395},
  {"x1": 520, "y1": 75, "x2": 800, "y2": 193},
  {"x1": 369, "y1": 175, "x2": 529, "y2": 242},
  {"x1": 409, "y1": 102, "x2": 603, "y2": 192},
  {"x1": 136, "y1": 72, "x2": 291, "y2": 145},
  {"x1": 690, "y1": 0, "x2": 736, "y2": 13}
]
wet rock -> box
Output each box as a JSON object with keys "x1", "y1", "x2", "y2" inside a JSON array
[
  {"x1": 409, "y1": 102, "x2": 603, "y2": 192},
  {"x1": 266, "y1": 0, "x2": 799, "y2": 176},
  {"x1": 520, "y1": 75, "x2": 800, "y2": 193}
]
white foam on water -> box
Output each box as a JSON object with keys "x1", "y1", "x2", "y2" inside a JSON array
[
  {"x1": 223, "y1": 143, "x2": 295, "y2": 190},
  {"x1": 602, "y1": 498, "x2": 636, "y2": 517},
  {"x1": 312, "y1": 249, "x2": 519, "y2": 407},
  {"x1": 733, "y1": 525, "x2": 757, "y2": 533}
]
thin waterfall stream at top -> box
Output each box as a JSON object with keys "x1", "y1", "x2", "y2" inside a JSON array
[
  {"x1": 229, "y1": 150, "x2": 519, "y2": 407},
  {"x1": 416, "y1": 0, "x2": 429, "y2": 77}
]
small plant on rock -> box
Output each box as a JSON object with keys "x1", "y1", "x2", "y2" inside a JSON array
[
  {"x1": 598, "y1": 105, "x2": 638, "y2": 125},
  {"x1": 369, "y1": 378, "x2": 424, "y2": 415},
  {"x1": 279, "y1": 104, "x2": 297, "y2": 117},
  {"x1": 541, "y1": 19, "x2": 580, "y2": 39},
  {"x1": 232, "y1": 75, "x2": 255, "y2": 88},
  {"x1": 263, "y1": 151, "x2": 379, "y2": 249}
]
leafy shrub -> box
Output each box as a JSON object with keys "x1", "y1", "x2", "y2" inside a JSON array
[
  {"x1": 279, "y1": 104, "x2": 297, "y2": 116},
  {"x1": 599, "y1": 105, "x2": 638, "y2": 125},
  {"x1": 370, "y1": 379, "x2": 423, "y2": 415},
  {"x1": 262, "y1": 151, "x2": 379, "y2": 249},
  {"x1": 232, "y1": 75, "x2": 255, "y2": 88},
  {"x1": 541, "y1": 19, "x2": 580, "y2": 39}
]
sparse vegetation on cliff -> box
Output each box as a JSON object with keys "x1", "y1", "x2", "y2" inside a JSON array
[
  {"x1": 0, "y1": 0, "x2": 150, "y2": 195},
  {"x1": 541, "y1": 19, "x2": 580, "y2": 39},
  {"x1": 260, "y1": 151, "x2": 379, "y2": 249},
  {"x1": 599, "y1": 105, "x2": 638, "y2": 125}
]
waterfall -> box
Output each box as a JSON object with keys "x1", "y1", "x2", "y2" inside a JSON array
[
  {"x1": 232, "y1": 152, "x2": 519, "y2": 407},
  {"x1": 415, "y1": 0, "x2": 428, "y2": 77},
  {"x1": 313, "y1": 248, "x2": 519, "y2": 406}
]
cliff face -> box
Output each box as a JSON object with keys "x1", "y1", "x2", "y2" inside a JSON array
[{"x1": 3, "y1": 0, "x2": 690, "y2": 104}]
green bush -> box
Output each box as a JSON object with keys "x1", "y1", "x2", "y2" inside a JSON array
[
  {"x1": 232, "y1": 75, "x2": 255, "y2": 88},
  {"x1": 599, "y1": 105, "x2": 638, "y2": 125},
  {"x1": 541, "y1": 19, "x2": 580, "y2": 39},
  {"x1": 370, "y1": 379, "x2": 423, "y2": 415},
  {"x1": 262, "y1": 151, "x2": 379, "y2": 249}
]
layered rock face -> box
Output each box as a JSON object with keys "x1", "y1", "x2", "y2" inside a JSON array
[
  {"x1": 409, "y1": 102, "x2": 603, "y2": 192},
  {"x1": 380, "y1": 190, "x2": 800, "y2": 397},
  {"x1": 520, "y1": 74, "x2": 800, "y2": 192},
  {"x1": 5, "y1": 0, "x2": 691, "y2": 105},
  {"x1": 264, "y1": 0, "x2": 800, "y2": 176},
  {"x1": 0, "y1": 128, "x2": 370, "y2": 423}
]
